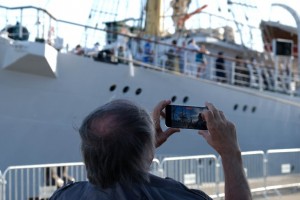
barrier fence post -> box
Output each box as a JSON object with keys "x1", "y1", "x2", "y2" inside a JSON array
[
  {"x1": 215, "y1": 157, "x2": 221, "y2": 198},
  {"x1": 150, "y1": 158, "x2": 162, "y2": 177},
  {"x1": 263, "y1": 153, "x2": 268, "y2": 194},
  {"x1": 0, "y1": 170, "x2": 6, "y2": 200},
  {"x1": 0, "y1": 170, "x2": 2, "y2": 200}
]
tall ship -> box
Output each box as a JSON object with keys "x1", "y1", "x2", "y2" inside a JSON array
[{"x1": 0, "y1": 0, "x2": 300, "y2": 171}]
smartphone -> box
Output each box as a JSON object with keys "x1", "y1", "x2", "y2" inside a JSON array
[{"x1": 165, "y1": 105, "x2": 208, "y2": 130}]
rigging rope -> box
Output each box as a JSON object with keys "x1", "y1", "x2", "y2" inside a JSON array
[{"x1": 114, "y1": 0, "x2": 120, "y2": 21}]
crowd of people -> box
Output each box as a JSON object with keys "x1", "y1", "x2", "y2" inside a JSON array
[{"x1": 68, "y1": 30, "x2": 292, "y2": 92}]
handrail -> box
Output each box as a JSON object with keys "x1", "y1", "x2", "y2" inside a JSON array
[
  {"x1": 2, "y1": 162, "x2": 84, "y2": 177},
  {"x1": 267, "y1": 148, "x2": 300, "y2": 154},
  {"x1": 0, "y1": 5, "x2": 58, "y2": 21}
]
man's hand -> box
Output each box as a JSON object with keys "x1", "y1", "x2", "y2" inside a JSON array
[
  {"x1": 198, "y1": 102, "x2": 240, "y2": 156},
  {"x1": 152, "y1": 100, "x2": 180, "y2": 148},
  {"x1": 199, "y1": 102, "x2": 252, "y2": 200}
]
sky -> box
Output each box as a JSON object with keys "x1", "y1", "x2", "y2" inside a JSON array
[{"x1": 0, "y1": 0, "x2": 299, "y2": 50}]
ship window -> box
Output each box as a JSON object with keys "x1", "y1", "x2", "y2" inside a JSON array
[
  {"x1": 171, "y1": 96, "x2": 177, "y2": 102},
  {"x1": 252, "y1": 106, "x2": 256, "y2": 113},
  {"x1": 109, "y1": 84, "x2": 116, "y2": 92},
  {"x1": 123, "y1": 86, "x2": 129, "y2": 93},
  {"x1": 135, "y1": 88, "x2": 142, "y2": 95},
  {"x1": 183, "y1": 96, "x2": 189, "y2": 103},
  {"x1": 233, "y1": 104, "x2": 238, "y2": 110},
  {"x1": 243, "y1": 105, "x2": 248, "y2": 112}
]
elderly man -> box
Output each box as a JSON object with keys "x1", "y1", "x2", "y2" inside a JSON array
[{"x1": 50, "y1": 99, "x2": 251, "y2": 200}]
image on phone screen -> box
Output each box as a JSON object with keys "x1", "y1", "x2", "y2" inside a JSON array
[{"x1": 165, "y1": 105, "x2": 208, "y2": 130}]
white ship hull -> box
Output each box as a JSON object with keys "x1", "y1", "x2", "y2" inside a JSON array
[{"x1": 1, "y1": 39, "x2": 300, "y2": 170}]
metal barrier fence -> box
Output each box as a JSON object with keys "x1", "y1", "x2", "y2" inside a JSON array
[
  {"x1": 265, "y1": 149, "x2": 300, "y2": 192},
  {"x1": 1, "y1": 162, "x2": 86, "y2": 200},
  {"x1": 217, "y1": 151, "x2": 266, "y2": 195},
  {"x1": 0, "y1": 149, "x2": 299, "y2": 199},
  {"x1": 158, "y1": 149, "x2": 299, "y2": 198},
  {"x1": 160, "y1": 155, "x2": 219, "y2": 197},
  {"x1": 0, "y1": 160, "x2": 162, "y2": 200}
]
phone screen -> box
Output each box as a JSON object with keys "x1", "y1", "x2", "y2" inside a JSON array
[{"x1": 165, "y1": 105, "x2": 208, "y2": 130}]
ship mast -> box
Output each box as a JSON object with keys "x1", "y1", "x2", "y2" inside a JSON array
[{"x1": 144, "y1": 0, "x2": 164, "y2": 36}]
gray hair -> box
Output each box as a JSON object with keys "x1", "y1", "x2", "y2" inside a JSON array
[{"x1": 79, "y1": 99, "x2": 155, "y2": 188}]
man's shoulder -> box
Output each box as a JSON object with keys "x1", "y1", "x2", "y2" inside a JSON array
[
  {"x1": 147, "y1": 174, "x2": 212, "y2": 200},
  {"x1": 49, "y1": 181, "x2": 88, "y2": 199},
  {"x1": 50, "y1": 176, "x2": 212, "y2": 200}
]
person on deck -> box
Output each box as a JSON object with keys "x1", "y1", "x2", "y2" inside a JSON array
[
  {"x1": 166, "y1": 40, "x2": 180, "y2": 71},
  {"x1": 178, "y1": 41, "x2": 187, "y2": 73},
  {"x1": 143, "y1": 39, "x2": 154, "y2": 64},
  {"x1": 215, "y1": 51, "x2": 227, "y2": 82},
  {"x1": 196, "y1": 44, "x2": 208, "y2": 78},
  {"x1": 186, "y1": 39, "x2": 200, "y2": 76}
]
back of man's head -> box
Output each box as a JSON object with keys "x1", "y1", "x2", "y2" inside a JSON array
[{"x1": 79, "y1": 99, "x2": 155, "y2": 188}]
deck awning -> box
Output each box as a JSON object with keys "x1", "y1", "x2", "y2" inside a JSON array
[{"x1": 260, "y1": 20, "x2": 298, "y2": 56}]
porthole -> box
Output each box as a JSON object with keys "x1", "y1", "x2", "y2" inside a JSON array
[
  {"x1": 123, "y1": 86, "x2": 129, "y2": 93},
  {"x1": 109, "y1": 84, "x2": 116, "y2": 92},
  {"x1": 171, "y1": 96, "x2": 177, "y2": 102},
  {"x1": 252, "y1": 106, "x2": 256, "y2": 113},
  {"x1": 243, "y1": 105, "x2": 248, "y2": 112},
  {"x1": 135, "y1": 88, "x2": 142, "y2": 95},
  {"x1": 183, "y1": 96, "x2": 189, "y2": 103},
  {"x1": 233, "y1": 104, "x2": 238, "y2": 110}
]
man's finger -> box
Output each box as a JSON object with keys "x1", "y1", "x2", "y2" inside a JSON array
[
  {"x1": 201, "y1": 109, "x2": 214, "y2": 125},
  {"x1": 205, "y1": 102, "x2": 221, "y2": 120},
  {"x1": 219, "y1": 110, "x2": 226, "y2": 121},
  {"x1": 165, "y1": 127, "x2": 180, "y2": 137},
  {"x1": 153, "y1": 100, "x2": 171, "y2": 117},
  {"x1": 198, "y1": 130, "x2": 210, "y2": 140},
  {"x1": 160, "y1": 110, "x2": 166, "y2": 119}
]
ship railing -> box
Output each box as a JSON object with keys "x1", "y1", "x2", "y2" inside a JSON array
[
  {"x1": 118, "y1": 42, "x2": 299, "y2": 96},
  {"x1": 1, "y1": 5, "x2": 299, "y2": 96},
  {"x1": 1, "y1": 149, "x2": 299, "y2": 199}
]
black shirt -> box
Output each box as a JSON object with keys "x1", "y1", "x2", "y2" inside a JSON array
[{"x1": 50, "y1": 173, "x2": 212, "y2": 200}]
